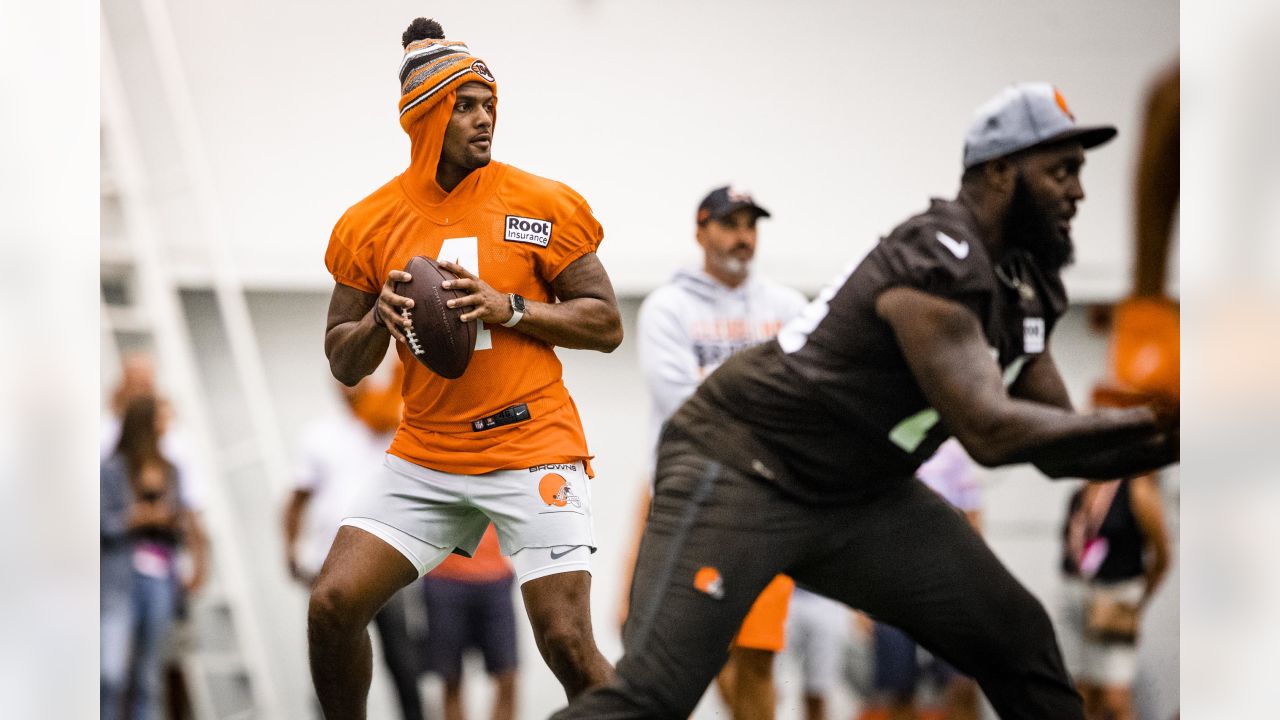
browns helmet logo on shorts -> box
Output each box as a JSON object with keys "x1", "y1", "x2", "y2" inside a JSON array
[
  {"x1": 538, "y1": 473, "x2": 581, "y2": 509},
  {"x1": 693, "y1": 566, "x2": 725, "y2": 599}
]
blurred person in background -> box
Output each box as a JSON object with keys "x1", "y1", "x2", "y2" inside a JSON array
[
  {"x1": 419, "y1": 525, "x2": 519, "y2": 720},
  {"x1": 281, "y1": 365, "x2": 428, "y2": 720},
  {"x1": 1055, "y1": 62, "x2": 1177, "y2": 720},
  {"x1": 783, "y1": 586, "x2": 849, "y2": 720},
  {"x1": 101, "y1": 353, "x2": 209, "y2": 718},
  {"x1": 861, "y1": 439, "x2": 982, "y2": 720},
  {"x1": 632, "y1": 185, "x2": 808, "y2": 719},
  {"x1": 311, "y1": 17, "x2": 622, "y2": 719},
  {"x1": 101, "y1": 394, "x2": 205, "y2": 720},
  {"x1": 1058, "y1": 472, "x2": 1170, "y2": 720},
  {"x1": 102, "y1": 354, "x2": 202, "y2": 487},
  {"x1": 555, "y1": 83, "x2": 1180, "y2": 720}
]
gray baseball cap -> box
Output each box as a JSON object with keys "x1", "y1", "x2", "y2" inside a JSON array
[{"x1": 962, "y1": 82, "x2": 1117, "y2": 169}]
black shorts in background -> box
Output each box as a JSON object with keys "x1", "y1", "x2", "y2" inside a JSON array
[{"x1": 420, "y1": 575, "x2": 518, "y2": 682}]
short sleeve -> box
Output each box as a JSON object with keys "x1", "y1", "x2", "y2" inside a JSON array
[
  {"x1": 874, "y1": 222, "x2": 993, "y2": 311},
  {"x1": 325, "y1": 211, "x2": 381, "y2": 294},
  {"x1": 917, "y1": 439, "x2": 981, "y2": 511},
  {"x1": 537, "y1": 198, "x2": 604, "y2": 282},
  {"x1": 292, "y1": 424, "x2": 327, "y2": 493}
]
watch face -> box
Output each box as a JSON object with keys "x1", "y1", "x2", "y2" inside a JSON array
[{"x1": 512, "y1": 294, "x2": 526, "y2": 312}]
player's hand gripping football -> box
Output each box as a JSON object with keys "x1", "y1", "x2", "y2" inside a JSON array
[
  {"x1": 375, "y1": 269, "x2": 415, "y2": 345},
  {"x1": 437, "y1": 260, "x2": 516, "y2": 325}
]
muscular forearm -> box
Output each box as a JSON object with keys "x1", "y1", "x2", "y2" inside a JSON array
[
  {"x1": 325, "y1": 308, "x2": 391, "y2": 386},
  {"x1": 975, "y1": 401, "x2": 1175, "y2": 479},
  {"x1": 515, "y1": 297, "x2": 622, "y2": 352}
]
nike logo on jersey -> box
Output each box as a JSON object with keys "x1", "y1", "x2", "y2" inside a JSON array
[
  {"x1": 550, "y1": 546, "x2": 574, "y2": 560},
  {"x1": 505, "y1": 215, "x2": 552, "y2": 247},
  {"x1": 936, "y1": 231, "x2": 970, "y2": 259}
]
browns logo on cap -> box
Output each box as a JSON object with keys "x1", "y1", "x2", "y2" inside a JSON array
[
  {"x1": 962, "y1": 82, "x2": 1116, "y2": 169},
  {"x1": 1053, "y1": 87, "x2": 1075, "y2": 120},
  {"x1": 397, "y1": 19, "x2": 498, "y2": 128},
  {"x1": 696, "y1": 185, "x2": 771, "y2": 224}
]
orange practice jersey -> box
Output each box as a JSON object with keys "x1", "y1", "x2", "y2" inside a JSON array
[{"x1": 326, "y1": 157, "x2": 602, "y2": 475}]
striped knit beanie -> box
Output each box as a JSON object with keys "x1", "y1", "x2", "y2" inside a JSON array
[{"x1": 398, "y1": 18, "x2": 497, "y2": 129}]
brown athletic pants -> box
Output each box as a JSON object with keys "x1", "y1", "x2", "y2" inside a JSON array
[{"x1": 552, "y1": 430, "x2": 1083, "y2": 720}]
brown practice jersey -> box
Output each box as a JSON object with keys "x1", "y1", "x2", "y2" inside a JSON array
[{"x1": 669, "y1": 199, "x2": 1068, "y2": 502}]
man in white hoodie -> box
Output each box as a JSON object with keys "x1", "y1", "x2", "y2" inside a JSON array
[{"x1": 633, "y1": 186, "x2": 807, "y2": 719}]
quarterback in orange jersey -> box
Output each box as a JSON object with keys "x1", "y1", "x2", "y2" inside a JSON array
[{"x1": 308, "y1": 18, "x2": 621, "y2": 719}]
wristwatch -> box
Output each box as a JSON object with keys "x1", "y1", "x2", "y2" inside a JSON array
[{"x1": 502, "y1": 293, "x2": 526, "y2": 327}]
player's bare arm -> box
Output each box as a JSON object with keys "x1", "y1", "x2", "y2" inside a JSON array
[
  {"x1": 876, "y1": 286, "x2": 1177, "y2": 479},
  {"x1": 324, "y1": 274, "x2": 413, "y2": 385},
  {"x1": 1008, "y1": 348, "x2": 1074, "y2": 411},
  {"x1": 438, "y1": 253, "x2": 623, "y2": 352},
  {"x1": 1009, "y1": 333, "x2": 1181, "y2": 465},
  {"x1": 1129, "y1": 473, "x2": 1171, "y2": 606}
]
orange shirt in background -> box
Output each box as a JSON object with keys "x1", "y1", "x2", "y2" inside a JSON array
[{"x1": 427, "y1": 525, "x2": 512, "y2": 583}]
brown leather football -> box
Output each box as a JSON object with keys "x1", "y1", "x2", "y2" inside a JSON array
[{"x1": 393, "y1": 256, "x2": 477, "y2": 379}]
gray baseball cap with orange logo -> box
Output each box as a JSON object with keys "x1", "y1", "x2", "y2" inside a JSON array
[{"x1": 962, "y1": 82, "x2": 1117, "y2": 169}]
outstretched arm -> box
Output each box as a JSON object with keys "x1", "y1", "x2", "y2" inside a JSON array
[
  {"x1": 439, "y1": 253, "x2": 623, "y2": 352},
  {"x1": 876, "y1": 286, "x2": 1177, "y2": 479}
]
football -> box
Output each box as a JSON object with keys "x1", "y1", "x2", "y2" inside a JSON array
[{"x1": 392, "y1": 256, "x2": 477, "y2": 379}]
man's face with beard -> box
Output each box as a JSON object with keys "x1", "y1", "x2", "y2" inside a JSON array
[
  {"x1": 439, "y1": 82, "x2": 495, "y2": 178},
  {"x1": 697, "y1": 207, "x2": 760, "y2": 286},
  {"x1": 1003, "y1": 142, "x2": 1087, "y2": 272}
]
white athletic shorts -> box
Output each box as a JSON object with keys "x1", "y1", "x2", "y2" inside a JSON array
[
  {"x1": 1057, "y1": 575, "x2": 1145, "y2": 686},
  {"x1": 340, "y1": 454, "x2": 596, "y2": 583}
]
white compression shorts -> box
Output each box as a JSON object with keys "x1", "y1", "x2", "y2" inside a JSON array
[{"x1": 341, "y1": 454, "x2": 596, "y2": 580}]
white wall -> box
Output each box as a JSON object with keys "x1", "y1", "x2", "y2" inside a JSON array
[{"x1": 120, "y1": 0, "x2": 1175, "y2": 299}]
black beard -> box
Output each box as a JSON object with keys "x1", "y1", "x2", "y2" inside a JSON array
[{"x1": 1003, "y1": 175, "x2": 1074, "y2": 271}]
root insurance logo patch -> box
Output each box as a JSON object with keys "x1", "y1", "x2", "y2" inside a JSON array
[{"x1": 504, "y1": 215, "x2": 552, "y2": 247}]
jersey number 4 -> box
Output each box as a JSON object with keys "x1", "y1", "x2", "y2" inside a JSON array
[{"x1": 437, "y1": 237, "x2": 494, "y2": 351}]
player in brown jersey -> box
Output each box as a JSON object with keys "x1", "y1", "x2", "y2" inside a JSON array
[
  {"x1": 554, "y1": 84, "x2": 1178, "y2": 720},
  {"x1": 310, "y1": 19, "x2": 621, "y2": 720}
]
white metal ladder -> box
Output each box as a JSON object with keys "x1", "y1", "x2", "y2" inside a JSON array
[{"x1": 101, "y1": 2, "x2": 302, "y2": 715}]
